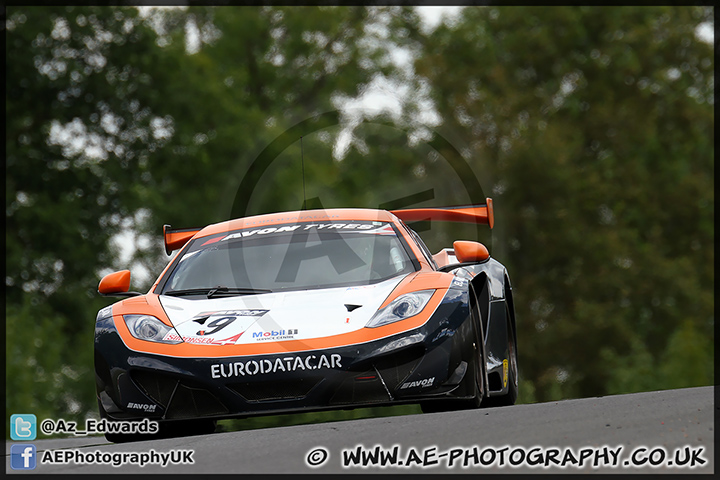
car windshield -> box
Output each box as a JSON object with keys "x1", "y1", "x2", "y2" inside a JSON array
[{"x1": 161, "y1": 221, "x2": 416, "y2": 295}]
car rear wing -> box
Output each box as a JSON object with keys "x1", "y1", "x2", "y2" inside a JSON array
[
  {"x1": 163, "y1": 197, "x2": 493, "y2": 254},
  {"x1": 391, "y1": 197, "x2": 494, "y2": 229},
  {"x1": 163, "y1": 225, "x2": 202, "y2": 255}
]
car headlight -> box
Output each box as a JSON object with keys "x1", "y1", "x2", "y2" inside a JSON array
[
  {"x1": 123, "y1": 315, "x2": 183, "y2": 344},
  {"x1": 365, "y1": 290, "x2": 435, "y2": 328}
]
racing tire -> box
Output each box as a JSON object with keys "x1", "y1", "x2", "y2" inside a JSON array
[
  {"x1": 420, "y1": 295, "x2": 486, "y2": 413},
  {"x1": 482, "y1": 308, "x2": 518, "y2": 407},
  {"x1": 459, "y1": 298, "x2": 487, "y2": 410}
]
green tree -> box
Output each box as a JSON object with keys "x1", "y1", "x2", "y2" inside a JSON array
[
  {"x1": 5, "y1": 5, "x2": 427, "y2": 432},
  {"x1": 409, "y1": 6, "x2": 714, "y2": 401},
  {"x1": 6, "y1": 6, "x2": 176, "y2": 424}
]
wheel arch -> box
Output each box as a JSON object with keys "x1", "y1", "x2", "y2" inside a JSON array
[
  {"x1": 504, "y1": 274, "x2": 517, "y2": 356},
  {"x1": 468, "y1": 271, "x2": 490, "y2": 341}
]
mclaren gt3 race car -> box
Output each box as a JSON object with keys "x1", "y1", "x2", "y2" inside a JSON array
[{"x1": 94, "y1": 199, "x2": 518, "y2": 441}]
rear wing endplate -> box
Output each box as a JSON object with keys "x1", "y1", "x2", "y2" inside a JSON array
[
  {"x1": 163, "y1": 225, "x2": 202, "y2": 255},
  {"x1": 391, "y1": 197, "x2": 494, "y2": 229}
]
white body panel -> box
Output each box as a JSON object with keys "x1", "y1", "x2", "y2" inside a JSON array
[{"x1": 159, "y1": 276, "x2": 406, "y2": 345}]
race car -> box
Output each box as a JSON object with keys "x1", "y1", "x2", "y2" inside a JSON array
[{"x1": 94, "y1": 199, "x2": 518, "y2": 442}]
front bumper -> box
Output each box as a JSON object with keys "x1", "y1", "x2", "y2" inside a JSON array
[{"x1": 95, "y1": 289, "x2": 477, "y2": 421}]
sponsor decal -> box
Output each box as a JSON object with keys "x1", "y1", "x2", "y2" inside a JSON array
[
  {"x1": 219, "y1": 223, "x2": 382, "y2": 243},
  {"x1": 196, "y1": 316, "x2": 236, "y2": 336},
  {"x1": 358, "y1": 224, "x2": 396, "y2": 235},
  {"x1": 163, "y1": 332, "x2": 244, "y2": 345},
  {"x1": 211, "y1": 353, "x2": 342, "y2": 378},
  {"x1": 163, "y1": 310, "x2": 268, "y2": 345},
  {"x1": 193, "y1": 310, "x2": 268, "y2": 319},
  {"x1": 503, "y1": 359, "x2": 508, "y2": 388},
  {"x1": 127, "y1": 402, "x2": 158, "y2": 413},
  {"x1": 400, "y1": 377, "x2": 435, "y2": 389},
  {"x1": 252, "y1": 329, "x2": 299, "y2": 341}
]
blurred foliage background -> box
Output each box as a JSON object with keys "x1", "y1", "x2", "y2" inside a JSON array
[{"x1": 5, "y1": 6, "x2": 713, "y2": 436}]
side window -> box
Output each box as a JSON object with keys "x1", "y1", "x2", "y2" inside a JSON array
[{"x1": 399, "y1": 221, "x2": 438, "y2": 270}]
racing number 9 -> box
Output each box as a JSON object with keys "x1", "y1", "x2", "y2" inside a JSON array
[{"x1": 197, "y1": 316, "x2": 236, "y2": 336}]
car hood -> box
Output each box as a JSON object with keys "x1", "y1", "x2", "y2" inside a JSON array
[{"x1": 157, "y1": 275, "x2": 406, "y2": 346}]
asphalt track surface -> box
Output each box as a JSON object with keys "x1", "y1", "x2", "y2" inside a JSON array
[{"x1": 6, "y1": 385, "x2": 715, "y2": 475}]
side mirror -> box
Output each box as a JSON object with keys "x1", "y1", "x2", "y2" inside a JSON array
[
  {"x1": 453, "y1": 240, "x2": 490, "y2": 263},
  {"x1": 98, "y1": 270, "x2": 141, "y2": 297}
]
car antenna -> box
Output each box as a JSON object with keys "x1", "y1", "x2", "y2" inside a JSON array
[{"x1": 301, "y1": 135, "x2": 307, "y2": 210}]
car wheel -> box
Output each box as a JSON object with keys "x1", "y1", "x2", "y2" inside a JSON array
[
  {"x1": 420, "y1": 296, "x2": 486, "y2": 413},
  {"x1": 483, "y1": 308, "x2": 518, "y2": 407},
  {"x1": 464, "y1": 296, "x2": 486, "y2": 409}
]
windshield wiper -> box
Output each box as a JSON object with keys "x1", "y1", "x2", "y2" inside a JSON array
[
  {"x1": 164, "y1": 288, "x2": 214, "y2": 297},
  {"x1": 164, "y1": 286, "x2": 272, "y2": 298},
  {"x1": 207, "y1": 286, "x2": 273, "y2": 298},
  {"x1": 165, "y1": 286, "x2": 273, "y2": 298}
]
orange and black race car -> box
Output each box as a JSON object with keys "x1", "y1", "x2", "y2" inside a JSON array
[{"x1": 94, "y1": 199, "x2": 518, "y2": 442}]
